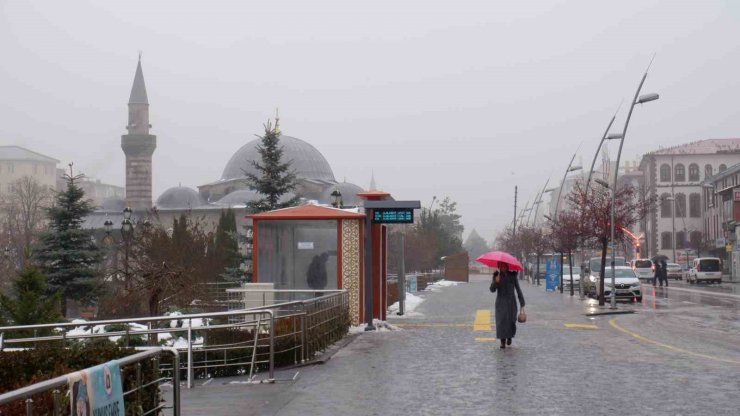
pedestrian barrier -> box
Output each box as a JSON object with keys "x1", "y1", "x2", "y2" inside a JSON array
[
  {"x1": 0, "y1": 347, "x2": 180, "y2": 416},
  {"x1": 0, "y1": 290, "x2": 349, "y2": 399}
]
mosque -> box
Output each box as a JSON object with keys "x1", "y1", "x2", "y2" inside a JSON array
[{"x1": 87, "y1": 58, "x2": 366, "y2": 231}]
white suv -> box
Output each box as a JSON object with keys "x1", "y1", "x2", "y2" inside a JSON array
[
  {"x1": 687, "y1": 257, "x2": 722, "y2": 284},
  {"x1": 631, "y1": 259, "x2": 654, "y2": 281}
]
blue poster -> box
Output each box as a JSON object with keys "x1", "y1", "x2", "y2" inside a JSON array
[
  {"x1": 69, "y1": 360, "x2": 125, "y2": 416},
  {"x1": 545, "y1": 259, "x2": 560, "y2": 292}
]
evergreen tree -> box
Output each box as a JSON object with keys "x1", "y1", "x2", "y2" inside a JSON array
[
  {"x1": 213, "y1": 209, "x2": 244, "y2": 282},
  {"x1": 463, "y1": 229, "x2": 489, "y2": 260},
  {"x1": 34, "y1": 167, "x2": 102, "y2": 314},
  {"x1": 244, "y1": 120, "x2": 300, "y2": 213},
  {"x1": 0, "y1": 266, "x2": 61, "y2": 329}
]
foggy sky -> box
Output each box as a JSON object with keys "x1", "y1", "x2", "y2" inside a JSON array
[{"x1": 2, "y1": 0, "x2": 740, "y2": 243}]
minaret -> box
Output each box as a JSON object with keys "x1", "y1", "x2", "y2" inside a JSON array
[{"x1": 121, "y1": 56, "x2": 156, "y2": 210}]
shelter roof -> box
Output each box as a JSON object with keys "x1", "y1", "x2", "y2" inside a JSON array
[{"x1": 248, "y1": 204, "x2": 365, "y2": 220}]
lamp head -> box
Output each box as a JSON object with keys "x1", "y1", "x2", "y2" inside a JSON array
[
  {"x1": 594, "y1": 179, "x2": 610, "y2": 189},
  {"x1": 606, "y1": 133, "x2": 624, "y2": 140},
  {"x1": 636, "y1": 93, "x2": 659, "y2": 104},
  {"x1": 103, "y1": 219, "x2": 113, "y2": 234},
  {"x1": 123, "y1": 207, "x2": 133, "y2": 220},
  {"x1": 568, "y1": 165, "x2": 583, "y2": 172}
]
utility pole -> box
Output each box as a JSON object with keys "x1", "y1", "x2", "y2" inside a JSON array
[{"x1": 513, "y1": 186, "x2": 518, "y2": 239}]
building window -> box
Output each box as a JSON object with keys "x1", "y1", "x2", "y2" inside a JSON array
[
  {"x1": 660, "y1": 164, "x2": 671, "y2": 182},
  {"x1": 661, "y1": 232, "x2": 673, "y2": 249},
  {"x1": 660, "y1": 193, "x2": 672, "y2": 218},
  {"x1": 688, "y1": 164, "x2": 699, "y2": 181},
  {"x1": 675, "y1": 193, "x2": 686, "y2": 217},
  {"x1": 719, "y1": 164, "x2": 727, "y2": 172},
  {"x1": 690, "y1": 231, "x2": 702, "y2": 249},
  {"x1": 689, "y1": 193, "x2": 701, "y2": 217},
  {"x1": 674, "y1": 164, "x2": 685, "y2": 182},
  {"x1": 676, "y1": 231, "x2": 686, "y2": 249},
  {"x1": 705, "y1": 164, "x2": 713, "y2": 178}
]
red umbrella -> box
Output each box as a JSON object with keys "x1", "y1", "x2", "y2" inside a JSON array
[{"x1": 476, "y1": 251, "x2": 524, "y2": 271}]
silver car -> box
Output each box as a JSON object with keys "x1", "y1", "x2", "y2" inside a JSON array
[{"x1": 584, "y1": 266, "x2": 642, "y2": 302}]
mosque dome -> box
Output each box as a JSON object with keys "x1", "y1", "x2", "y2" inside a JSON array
[
  {"x1": 156, "y1": 186, "x2": 205, "y2": 209},
  {"x1": 100, "y1": 196, "x2": 126, "y2": 212},
  {"x1": 221, "y1": 135, "x2": 335, "y2": 182},
  {"x1": 215, "y1": 189, "x2": 297, "y2": 207},
  {"x1": 320, "y1": 182, "x2": 365, "y2": 207}
]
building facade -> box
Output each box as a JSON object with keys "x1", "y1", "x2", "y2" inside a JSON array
[
  {"x1": 702, "y1": 162, "x2": 740, "y2": 279},
  {"x1": 0, "y1": 146, "x2": 58, "y2": 195},
  {"x1": 638, "y1": 139, "x2": 740, "y2": 263}
]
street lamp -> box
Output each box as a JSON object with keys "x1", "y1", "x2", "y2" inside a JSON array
[
  {"x1": 330, "y1": 188, "x2": 343, "y2": 208},
  {"x1": 121, "y1": 207, "x2": 134, "y2": 290},
  {"x1": 607, "y1": 62, "x2": 659, "y2": 309}
]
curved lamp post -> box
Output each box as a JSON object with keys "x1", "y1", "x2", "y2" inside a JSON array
[{"x1": 607, "y1": 68, "x2": 659, "y2": 309}]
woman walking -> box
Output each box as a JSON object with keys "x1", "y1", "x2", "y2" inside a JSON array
[{"x1": 490, "y1": 263, "x2": 526, "y2": 349}]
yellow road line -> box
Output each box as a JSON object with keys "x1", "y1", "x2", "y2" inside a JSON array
[
  {"x1": 564, "y1": 323, "x2": 598, "y2": 329},
  {"x1": 475, "y1": 337, "x2": 497, "y2": 342},
  {"x1": 609, "y1": 318, "x2": 740, "y2": 365},
  {"x1": 473, "y1": 309, "x2": 492, "y2": 331},
  {"x1": 394, "y1": 323, "x2": 472, "y2": 328}
]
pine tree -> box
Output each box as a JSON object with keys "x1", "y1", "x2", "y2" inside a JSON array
[
  {"x1": 0, "y1": 266, "x2": 61, "y2": 329},
  {"x1": 213, "y1": 209, "x2": 244, "y2": 282},
  {"x1": 34, "y1": 167, "x2": 102, "y2": 315},
  {"x1": 244, "y1": 120, "x2": 300, "y2": 213}
]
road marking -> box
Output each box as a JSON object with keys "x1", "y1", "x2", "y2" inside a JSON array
[
  {"x1": 473, "y1": 309, "x2": 492, "y2": 331},
  {"x1": 394, "y1": 323, "x2": 473, "y2": 328},
  {"x1": 641, "y1": 284, "x2": 740, "y2": 300},
  {"x1": 609, "y1": 318, "x2": 740, "y2": 365},
  {"x1": 475, "y1": 337, "x2": 497, "y2": 342},
  {"x1": 564, "y1": 323, "x2": 598, "y2": 329}
]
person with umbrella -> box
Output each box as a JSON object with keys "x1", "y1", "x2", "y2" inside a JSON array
[
  {"x1": 477, "y1": 252, "x2": 526, "y2": 349},
  {"x1": 652, "y1": 255, "x2": 668, "y2": 287}
]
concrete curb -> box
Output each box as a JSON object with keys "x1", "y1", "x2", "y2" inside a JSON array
[
  {"x1": 586, "y1": 310, "x2": 636, "y2": 317},
  {"x1": 286, "y1": 333, "x2": 360, "y2": 369}
]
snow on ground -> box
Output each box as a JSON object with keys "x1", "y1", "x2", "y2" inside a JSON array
[
  {"x1": 425, "y1": 279, "x2": 460, "y2": 292},
  {"x1": 349, "y1": 319, "x2": 401, "y2": 334},
  {"x1": 387, "y1": 292, "x2": 425, "y2": 317}
]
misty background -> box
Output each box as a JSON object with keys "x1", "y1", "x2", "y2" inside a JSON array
[{"x1": 2, "y1": 0, "x2": 740, "y2": 242}]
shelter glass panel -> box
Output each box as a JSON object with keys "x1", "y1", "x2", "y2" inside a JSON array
[{"x1": 257, "y1": 220, "x2": 338, "y2": 296}]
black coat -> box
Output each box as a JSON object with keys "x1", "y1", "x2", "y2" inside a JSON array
[{"x1": 490, "y1": 271, "x2": 526, "y2": 339}]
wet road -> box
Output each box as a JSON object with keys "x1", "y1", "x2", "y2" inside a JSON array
[
  {"x1": 268, "y1": 275, "x2": 740, "y2": 416},
  {"x1": 182, "y1": 275, "x2": 740, "y2": 415}
]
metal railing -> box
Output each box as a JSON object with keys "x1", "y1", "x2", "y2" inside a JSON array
[
  {"x1": 0, "y1": 290, "x2": 350, "y2": 391},
  {"x1": 0, "y1": 347, "x2": 180, "y2": 416}
]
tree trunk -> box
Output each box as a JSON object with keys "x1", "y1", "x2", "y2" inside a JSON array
[
  {"x1": 536, "y1": 254, "x2": 541, "y2": 286},
  {"x1": 569, "y1": 250, "x2": 574, "y2": 296},
  {"x1": 559, "y1": 252, "x2": 564, "y2": 293},
  {"x1": 599, "y1": 238, "x2": 608, "y2": 306}
]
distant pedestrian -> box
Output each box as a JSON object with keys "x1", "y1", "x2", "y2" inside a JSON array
[
  {"x1": 653, "y1": 261, "x2": 661, "y2": 286},
  {"x1": 660, "y1": 259, "x2": 669, "y2": 287},
  {"x1": 490, "y1": 263, "x2": 526, "y2": 349}
]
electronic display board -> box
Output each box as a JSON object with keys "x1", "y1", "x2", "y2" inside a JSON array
[{"x1": 372, "y1": 208, "x2": 414, "y2": 224}]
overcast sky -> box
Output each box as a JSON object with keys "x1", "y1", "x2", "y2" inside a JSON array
[{"x1": 2, "y1": 0, "x2": 740, "y2": 242}]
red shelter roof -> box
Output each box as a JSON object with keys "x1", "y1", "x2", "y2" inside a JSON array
[{"x1": 247, "y1": 204, "x2": 365, "y2": 220}]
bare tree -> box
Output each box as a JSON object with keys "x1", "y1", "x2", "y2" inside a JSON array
[
  {"x1": 566, "y1": 181, "x2": 655, "y2": 305},
  {"x1": 0, "y1": 177, "x2": 52, "y2": 291}
]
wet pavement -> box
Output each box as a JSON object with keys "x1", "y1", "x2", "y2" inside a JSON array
[{"x1": 180, "y1": 274, "x2": 740, "y2": 415}]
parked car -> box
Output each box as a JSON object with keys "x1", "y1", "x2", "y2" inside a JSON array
[
  {"x1": 560, "y1": 266, "x2": 581, "y2": 289},
  {"x1": 583, "y1": 266, "x2": 642, "y2": 302},
  {"x1": 631, "y1": 258, "x2": 654, "y2": 281},
  {"x1": 687, "y1": 257, "x2": 722, "y2": 284},
  {"x1": 665, "y1": 263, "x2": 683, "y2": 280},
  {"x1": 582, "y1": 256, "x2": 626, "y2": 277}
]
